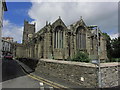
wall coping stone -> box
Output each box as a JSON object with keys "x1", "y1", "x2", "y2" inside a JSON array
[{"x1": 40, "y1": 59, "x2": 119, "y2": 67}]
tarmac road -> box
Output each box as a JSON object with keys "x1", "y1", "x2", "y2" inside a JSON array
[{"x1": 1, "y1": 59, "x2": 52, "y2": 89}]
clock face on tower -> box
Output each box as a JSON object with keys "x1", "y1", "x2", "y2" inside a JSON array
[{"x1": 28, "y1": 34, "x2": 33, "y2": 38}]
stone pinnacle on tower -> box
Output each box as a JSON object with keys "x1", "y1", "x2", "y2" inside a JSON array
[{"x1": 80, "y1": 16, "x2": 82, "y2": 19}]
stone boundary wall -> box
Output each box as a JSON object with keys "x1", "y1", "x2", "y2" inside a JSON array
[
  {"x1": 35, "y1": 59, "x2": 119, "y2": 88},
  {"x1": 100, "y1": 63, "x2": 119, "y2": 88}
]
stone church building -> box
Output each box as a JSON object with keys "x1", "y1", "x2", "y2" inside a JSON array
[{"x1": 15, "y1": 17, "x2": 107, "y2": 61}]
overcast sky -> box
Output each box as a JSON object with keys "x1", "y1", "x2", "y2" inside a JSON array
[{"x1": 3, "y1": 1, "x2": 118, "y2": 43}]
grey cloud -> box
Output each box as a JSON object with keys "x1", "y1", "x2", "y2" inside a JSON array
[{"x1": 28, "y1": 2, "x2": 118, "y2": 38}]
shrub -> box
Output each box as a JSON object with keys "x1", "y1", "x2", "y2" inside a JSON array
[
  {"x1": 71, "y1": 51, "x2": 90, "y2": 63},
  {"x1": 110, "y1": 58, "x2": 120, "y2": 62}
]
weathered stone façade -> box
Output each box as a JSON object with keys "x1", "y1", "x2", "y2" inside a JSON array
[{"x1": 15, "y1": 17, "x2": 107, "y2": 61}]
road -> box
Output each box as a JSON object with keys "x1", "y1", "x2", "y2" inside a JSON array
[{"x1": 1, "y1": 59, "x2": 55, "y2": 89}]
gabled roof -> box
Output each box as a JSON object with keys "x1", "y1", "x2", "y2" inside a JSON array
[
  {"x1": 68, "y1": 17, "x2": 86, "y2": 28},
  {"x1": 52, "y1": 16, "x2": 67, "y2": 28},
  {"x1": 37, "y1": 26, "x2": 46, "y2": 34}
]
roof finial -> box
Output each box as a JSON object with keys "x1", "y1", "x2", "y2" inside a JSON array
[
  {"x1": 59, "y1": 16, "x2": 61, "y2": 19},
  {"x1": 46, "y1": 21, "x2": 48, "y2": 26},
  {"x1": 80, "y1": 16, "x2": 82, "y2": 19},
  {"x1": 49, "y1": 22, "x2": 51, "y2": 25}
]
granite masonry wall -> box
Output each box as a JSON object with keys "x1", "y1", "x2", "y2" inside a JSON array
[
  {"x1": 35, "y1": 59, "x2": 119, "y2": 88},
  {"x1": 100, "y1": 63, "x2": 119, "y2": 88}
]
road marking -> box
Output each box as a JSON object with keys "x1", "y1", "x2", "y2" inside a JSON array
[
  {"x1": 29, "y1": 74, "x2": 68, "y2": 88},
  {"x1": 20, "y1": 64, "x2": 60, "y2": 89},
  {"x1": 18, "y1": 61, "x2": 69, "y2": 90},
  {"x1": 20, "y1": 66, "x2": 59, "y2": 89},
  {"x1": 28, "y1": 75, "x2": 60, "y2": 89}
]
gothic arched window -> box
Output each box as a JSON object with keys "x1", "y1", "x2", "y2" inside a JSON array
[
  {"x1": 76, "y1": 26, "x2": 86, "y2": 49},
  {"x1": 54, "y1": 26, "x2": 64, "y2": 48}
]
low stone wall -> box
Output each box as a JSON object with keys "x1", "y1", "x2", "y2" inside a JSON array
[
  {"x1": 100, "y1": 63, "x2": 119, "y2": 88},
  {"x1": 35, "y1": 59, "x2": 119, "y2": 88}
]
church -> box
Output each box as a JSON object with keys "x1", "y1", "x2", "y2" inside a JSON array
[{"x1": 15, "y1": 16, "x2": 107, "y2": 61}]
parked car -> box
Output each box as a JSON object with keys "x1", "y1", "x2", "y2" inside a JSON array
[{"x1": 4, "y1": 53, "x2": 13, "y2": 60}]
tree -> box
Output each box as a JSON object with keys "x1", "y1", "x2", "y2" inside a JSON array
[
  {"x1": 102, "y1": 33, "x2": 113, "y2": 60},
  {"x1": 111, "y1": 37, "x2": 120, "y2": 58},
  {"x1": 103, "y1": 32, "x2": 120, "y2": 62}
]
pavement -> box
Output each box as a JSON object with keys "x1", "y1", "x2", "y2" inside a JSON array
[{"x1": 15, "y1": 60, "x2": 33, "y2": 73}]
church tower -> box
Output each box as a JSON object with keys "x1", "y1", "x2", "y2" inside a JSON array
[{"x1": 22, "y1": 20, "x2": 35, "y2": 44}]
